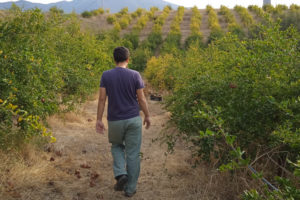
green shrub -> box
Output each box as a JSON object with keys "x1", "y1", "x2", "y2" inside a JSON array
[
  {"x1": 145, "y1": 24, "x2": 300, "y2": 188},
  {"x1": 91, "y1": 8, "x2": 104, "y2": 16},
  {"x1": 248, "y1": 5, "x2": 265, "y2": 18},
  {"x1": 0, "y1": 7, "x2": 117, "y2": 149},
  {"x1": 119, "y1": 7, "x2": 129, "y2": 15},
  {"x1": 185, "y1": 34, "x2": 204, "y2": 49},
  {"x1": 280, "y1": 9, "x2": 300, "y2": 31},
  {"x1": 190, "y1": 6, "x2": 202, "y2": 36},
  {"x1": 107, "y1": 15, "x2": 116, "y2": 24},
  {"x1": 49, "y1": 6, "x2": 64, "y2": 14},
  {"x1": 234, "y1": 5, "x2": 254, "y2": 27},
  {"x1": 130, "y1": 48, "x2": 152, "y2": 71},
  {"x1": 81, "y1": 11, "x2": 92, "y2": 18},
  {"x1": 119, "y1": 17, "x2": 130, "y2": 29},
  {"x1": 123, "y1": 33, "x2": 139, "y2": 49}
]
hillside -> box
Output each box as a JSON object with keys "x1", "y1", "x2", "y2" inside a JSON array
[
  {"x1": 0, "y1": 0, "x2": 177, "y2": 13},
  {"x1": 81, "y1": 8, "x2": 252, "y2": 44}
]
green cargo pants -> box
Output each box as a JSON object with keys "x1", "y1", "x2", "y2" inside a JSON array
[{"x1": 108, "y1": 116, "x2": 142, "y2": 194}]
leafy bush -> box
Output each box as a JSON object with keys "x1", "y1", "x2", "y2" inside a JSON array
[
  {"x1": 91, "y1": 8, "x2": 105, "y2": 16},
  {"x1": 206, "y1": 5, "x2": 223, "y2": 43},
  {"x1": 290, "y1": 4, "x2": 300, "y2": 11},
  {"x1": 234, "y1": 5, "x2": 254, "y2": 27},
  {"x1": 130, "y1": 48, "x2": 152, "y2": 71},
  {"x1": 263, "y1": 4, "x2": 275, "y2": 13},
  {"x1": 0, "y1": 95, "x2": 55, "y2": 150},
  {"x1": 280, "y1": 8, "x2": 300, "y2": 31},
  {"x1": 0, "y1": 7, "x2": 118, "y2": 149},
  {"x1": 81, "y1": 11, "x2": 92, "y2": 18},
  {"x1": 119, "y1": 7, "x2": 129, "y2": 15},
  {"x1": 170, "y1": 6, "x2": 184, "y2": 35},
  {"x1": 145, "y1": 54, "x2": 182, "y2": 90},
  {"x1": 49, "y1": 6, "x2": 64, "y2": 14},
  {"x1": 133, "y1": 14, "x2": 149, "y2": 33},
  {"x1": 119, "y1": 17, "x2": 130, "y2": 29},
  {"x1": 123, "y1": 33, "x2": 139, "y2": 49},
  {"x1": 113, "y1": 21, "x2": 121, "y2": 32},
  {"x1": 248, "y1": 5, "x2": 266, "y2": 18},
  {"x1": 219, "y1": 5, "x2": 244, "y2": 39},
  {"x1": 160, "y1": 33, "x2": 181, "y2": 54},
  {"x1": 106, "y1": 15, "x2": 116, "y2": 24},
  {"x1": 145, "y1": 23, "x2": 300, "y2": 194},
  {"x1": 190, "y1": 6, "x2": 202, "y2": 36},
  {"x1": 185, "y1": 34, "x2": 204, "y2": 49}
]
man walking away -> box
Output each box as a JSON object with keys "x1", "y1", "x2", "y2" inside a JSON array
[{"x1": 96, "y1": 47, "x2": 151, "y2": 197}]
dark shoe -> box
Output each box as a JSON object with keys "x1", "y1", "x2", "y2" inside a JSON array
[
  {"x1": 114, "y1": 175, "x2": 128, "y2": 191},
  {"x1": 124, "y1": 191, "x2": 136, "y2": 197}
]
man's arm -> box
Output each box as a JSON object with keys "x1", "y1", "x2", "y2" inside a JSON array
[
  {"x1": 137, "y1": 88, "x2": 151, "y2": 129},
  {"x1": 96, "y1": 87, "x2": 106, "y2": 134}
]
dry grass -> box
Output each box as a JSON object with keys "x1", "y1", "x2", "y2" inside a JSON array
[{"x1": 0, "y1": 145, "x2": 69, "y2": 200}]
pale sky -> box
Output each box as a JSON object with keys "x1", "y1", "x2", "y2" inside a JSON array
[
  {"x1": 0, "y1": 0, "x2": 71, "y2": 4},
  {"x1": 0, "y1": 0, "x2": 299, "y2": 7}
]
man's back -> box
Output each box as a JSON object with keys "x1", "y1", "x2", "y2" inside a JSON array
[
  {"x1": 100, "y1": 67, "x2": 144, "y2": 121},
  {"x1": 96, "y1": 46, "x2": 150, "y2": 197}
]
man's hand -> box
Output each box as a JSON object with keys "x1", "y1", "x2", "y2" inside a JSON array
[
  {"x1": 96, "y1": 120, "x2": 106, "y2": 134},
  {"x1": 143, "y1": 116, "x2": 151, "y2": 129}
]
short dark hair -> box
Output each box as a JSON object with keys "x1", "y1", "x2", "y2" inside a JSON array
[{"x1": 113, "y1": 47, "x2": 130, "y2": 63}]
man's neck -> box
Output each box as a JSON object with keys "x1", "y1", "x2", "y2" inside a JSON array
[{"x1": 116, "y1": 62, "x2": 127, "y2": 68}]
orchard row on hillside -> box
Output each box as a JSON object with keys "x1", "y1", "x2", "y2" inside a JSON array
[{"x1": 81, "y1": 4, "x2": 300, "y2": 43}]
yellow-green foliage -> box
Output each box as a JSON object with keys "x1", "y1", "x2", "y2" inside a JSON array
[
  {"x1": 108, "y1": 7, "x2": 132, "y2": 30},
  {"x1": 152, "y1": 6, "x2": 171, "y2": 33},
  {"x1": 113, "y1": 21, "x2": 121, "y2": 32},
  {"x1": 275, "y1": 4, "x2": 288, "y2": 12},
  {"x1": 248, "y1": 5, "x2": 266, "y2": 18},
  {"x1": 106, "y1": 15, "x2": 116, "y2": 24},
  {"x1": 219, "y1": 5, "x2": 242, "y2": 32},
  {"x1": 119, "y1": 7, "x2": 129, "y2": 15},
  {"x1": 119, "y1": 15, "x2": 131, "y2": 29},
  {"x1": 131, "y1": 8, "x2": 144, "y2": 18},
  {"x1": 145, "y1": 54, "x2": 181, "y2": 90},
  {"x1": 0, "y1": 96, "x2": 56, "y2": 149},
  {"x1": 148, "y1": 6, "x2": 160, "y2": 19},
  {"x1": 220, "y1": 5, "x2": 236, "y2": 24},
  {"x1": 190, "y1": 6, "x2": 202, "y2": 36},
  {"x1": 133, "y1": 13, "x2": 149, "y2": 33},
  {"x1": 234, "y1": 5, "x2": 254, "y2": 27},
  {"x1": 290, "y1": 4, "x2": 300, "y2": 11},
  {"x1": 108, "y1": 9, "x2": 132, "y2": 30},
  {"x1": 170, "y1": 6, "x2": 185, "y2": 35},
  {"x1": 0, "y1": 8, "x2": 118, "y2": 149},
  {"x1": 207, "y1": 5, "x2": 221, "y2": 31},
  {"x1": 263, "y1": 4, "x2": 275, "y2": 13},
  {"x1": 91, "y1": 8, "x2": 105, "y2": 15}
]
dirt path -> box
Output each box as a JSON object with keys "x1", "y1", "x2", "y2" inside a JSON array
[{"x1": 40, "y1": 91, "x2": 220, "y2": 200}]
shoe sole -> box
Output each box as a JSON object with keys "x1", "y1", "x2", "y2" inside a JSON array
[
  {"x1": 114, "y1": 176, "x2": 128, "y2": 191},
  {"x1": 124, "y1": 191, "x2": 136, "y2": 197}
]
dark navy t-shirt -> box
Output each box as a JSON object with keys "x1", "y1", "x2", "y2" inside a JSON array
[{"x1": 100, "y1": 67, "x2": 144, "y2": 121}]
